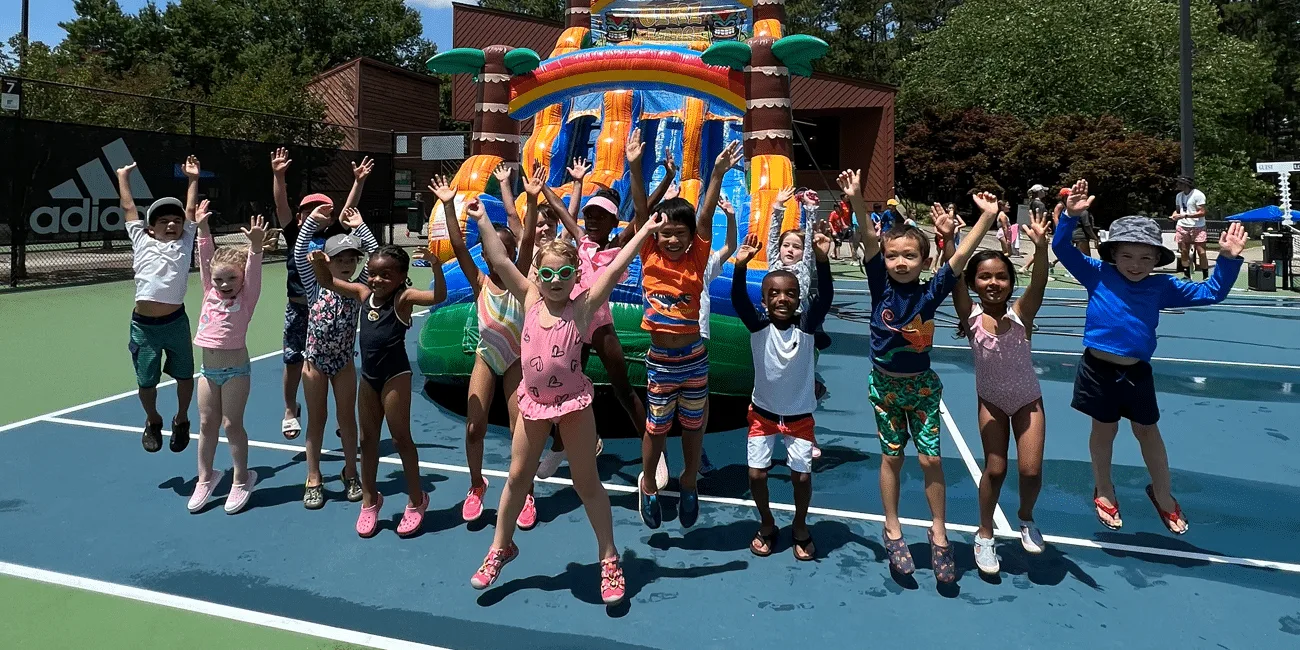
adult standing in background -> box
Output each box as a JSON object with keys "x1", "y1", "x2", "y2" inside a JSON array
[{"x1": 1173, "y1": 176, "x2": 1208, "y2": 280}]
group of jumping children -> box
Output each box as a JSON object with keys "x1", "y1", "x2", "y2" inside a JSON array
[{"x1": 122, "y1": 133, "x2": 1246, "y2": 602}]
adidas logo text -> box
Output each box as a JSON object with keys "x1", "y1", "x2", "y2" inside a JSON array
[{"x1": 29, "y1": 138, "x2": 153, "y2": 235}]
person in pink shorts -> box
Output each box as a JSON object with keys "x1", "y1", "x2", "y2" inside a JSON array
[
  {"x1": 465, "y1": 199, "x2": 667, "y2": 606},
  {"x1": 1172, "y1": 175, "x2": 1209, "y2": 280}
]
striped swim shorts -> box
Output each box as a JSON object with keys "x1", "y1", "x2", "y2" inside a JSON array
[{"x1": 644, "y1": 340, "x2": 709, "y2": 436}]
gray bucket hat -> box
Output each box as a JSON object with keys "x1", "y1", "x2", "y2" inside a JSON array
[
  {"x1": 324, "y1": 233, "x2": 364, "y2": 257},
  {"x1": 1099, "y1": 216, "x2": 1176, "y2": 267}
]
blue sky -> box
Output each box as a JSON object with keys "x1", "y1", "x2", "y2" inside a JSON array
[{"x1": 1, "y1": 0, "x2": 457, "y2": 55}]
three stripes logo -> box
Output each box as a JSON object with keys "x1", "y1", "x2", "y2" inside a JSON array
[{"x1": 29, "y1": 138, "x2": 153, "y2": 235}]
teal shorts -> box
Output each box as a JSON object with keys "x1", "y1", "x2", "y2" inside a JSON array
[
  {"x1": 868, "y1": 368, "x2": 943, "y2": 457},
  {"x1": 129, "y1": 308, "x2": 194, "y2": 388}
]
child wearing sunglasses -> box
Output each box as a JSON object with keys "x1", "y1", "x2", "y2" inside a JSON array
[{"x1": 466, "y1": 199, "x2": 668, "y2": 605}]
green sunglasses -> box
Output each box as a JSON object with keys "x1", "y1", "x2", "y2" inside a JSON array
[{"x1": 537, "y1": 265, "x2": 576, "y2": 282}]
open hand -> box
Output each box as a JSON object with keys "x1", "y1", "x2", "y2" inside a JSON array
[
  {"x1": 182, "y1": 155, "x2": 201, "y2": 180},
  {"x1": 626, "y1": 128, "x2": 644, "y2": 164},
  {"x1": 735, "y1": 233, "x2": 762, "y2": 265},
  {"x1": 493, "y1": 163, "x2": 512, "y2": 185},
  {"x1": 568, "y1": 157, "x2": 590, "y2": 182},
  {"x1": 340, "y1": 207, "x2": 364, "y2": 230},
  {"x1": 1026, "y1": 209, "x2": 1050, "y2": 247},
  {"x1": 836, "y1": 169, "x2": 860, "y2": 197},
  {"x1": 718, "y1": 195, "x2": 735, "y2": 217},
  {"x1": 466, "y1": 199, "x2": 487, "y2": 221},
  {"x1": 522, "y1": 166, "x2": 545, "y2": 196},
  {"x1": 932, "y1": 203, "x2": 955, "y2": 238},
  {"x1": 1065, "y1": 179, "x2": 1095, "y2": 216},
  {"x1": 661, "y1": 147, "x2": 677, "y2": 176},
  {"x1": 714, "y1": 140, "x2": 742, "y2": 174},
  {"x1": 972, "y1": 191, "x2": 999, "y2": 218},
  {"x1": 352, "y1": 156, "x2": 374, "y2": 181},
  {"x1": 194, "y1": 199, "x2": 212, "y2": 227},
  {"x1": 308, "y1": 204, "x2": 333, "y2": 226},
  {"x1": 663, "y1": 182, "x2": 681, "y2": 202},
  {"x1": 241, "y1": 215, "x2": 268, "y2": 248},
  {"x1": 116, "y1": 162, "x2": 137, "y2": 180},
  {"x1": 271, "y1": 148, "x2": 291, "y2": 174},
  {"x1": 308, "y1": 250, "x2": 328, "y2": 264},
  {"x1": 775, "y1": 186, "x2": 796, "y2": 205},
  {"x1": 1219, "y1": 221, "x2": 1247, "y2": 258},
  {"x1": 429, "y1": 175, "x2": 457, "y2": 204}
]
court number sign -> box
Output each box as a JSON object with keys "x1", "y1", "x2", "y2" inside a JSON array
[
  {"x1": 1, "y1": 77, "x2": 20, "y2": 112},
  {"x1": 1256, "y1": 161, "x2": 1300, "y2": 174}
]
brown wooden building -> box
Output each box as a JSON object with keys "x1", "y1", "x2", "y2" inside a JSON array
[{"x1": 450, "y1": 3, "x2": 897, "y2": 203}]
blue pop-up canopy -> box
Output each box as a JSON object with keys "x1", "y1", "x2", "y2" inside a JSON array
[{"x1": 1225, "y1": 205, "x2": 1300, "y2": 222}]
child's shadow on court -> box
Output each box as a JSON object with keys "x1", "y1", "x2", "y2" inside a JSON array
[
  {"x1": 476, "y1": 548, "x2": 748, "y2": 615},
  {"x1": 993, "y1": 543, "x2": 1100, "y2": 590}
]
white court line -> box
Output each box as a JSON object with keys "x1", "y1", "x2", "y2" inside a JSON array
[
  {"x1": 40, "y1": 415, "x2": 1300, "y2": 575},
  {"x1": 0, "y1": 561, "x2": 448, "y2": 650},
  {"x1": 929, "y1": 344, "x2": 1300, "y2": 370},
  {"x1": 939, "y1": 399, "x2": 1013, "y2": 535},
  {"x1": 0, "y1": 310, "x2": 432, "y2": 436}
]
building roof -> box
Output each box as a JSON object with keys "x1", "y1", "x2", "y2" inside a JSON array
[
  {"x1": 311, "y1": 57, "x2": 442, "y2": 88},
  {"x1": 450, "y1": 3, "x2": 895, "y2": 122}
]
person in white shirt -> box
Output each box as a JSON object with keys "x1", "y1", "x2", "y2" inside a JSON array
[{"x1": 1172, "y1": 175, "x2": 1209, "y2": 280}]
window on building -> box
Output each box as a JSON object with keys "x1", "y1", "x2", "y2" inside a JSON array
[{"x1": 792, "y1": 116, "x2": 840, "y2": 172}]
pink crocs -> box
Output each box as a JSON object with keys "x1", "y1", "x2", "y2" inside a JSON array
[
  {"x1": 356, "y1": 494, "x2": 384, "y2": 538},
  {"x1": 396, "y1": 492, "x2": 428, "y2": 537}
]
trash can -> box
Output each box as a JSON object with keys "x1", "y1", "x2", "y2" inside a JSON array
[{"x1": 1249, "y1": 262, "x2": 1277, "y2": 292}]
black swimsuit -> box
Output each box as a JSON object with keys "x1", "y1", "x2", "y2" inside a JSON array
[{"x1": 359, "y1": 289, "x2": 411, "y2": 393}]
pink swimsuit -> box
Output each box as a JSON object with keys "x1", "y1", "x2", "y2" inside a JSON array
[
  {"x1": 966, "y1": 305, "x2": 1042, "y2": 415},
  {"x1": 516, "y1": 300, "x2": 594, "y2": 422},
  {"x1": 571, "y1": 236, "x2": 626, "y2": 342}
]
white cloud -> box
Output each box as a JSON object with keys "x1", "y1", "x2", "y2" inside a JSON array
[{"x1": 406, "y1": 0, "x2": 461, "y2": 9}]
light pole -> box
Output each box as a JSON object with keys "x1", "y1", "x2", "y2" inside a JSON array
[{"x1": 1179, "y1": 0, "x2": 1194, "y2": 178}]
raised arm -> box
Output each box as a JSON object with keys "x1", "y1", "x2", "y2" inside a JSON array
[
  {"x1": 802, "y1": 246, "x2": 835, "y2": 333},
  {"x1": 766, "y1": 186, "x2": 795, "y2": 262},
  {"x1": 271, "y1": 148, "x2": 293, "y2": 227},
  {"x1": 293, "y1": 208, "x2": 327, "y2": 297},
  {"x1": 585, "y1": 213, "x2": 665, "y2": 312},
  {"x1": 800, "y1": 196, "x2": 817, "y2": 275},
  {"x1": 717, "y1": 195, "x2": 738, "y2": 261},
  {"x1": 566, "y1": 157, "x2": 589, "y2": 225},
  {"x1": 196, "y1": 200, "x2": 214, "y2": 289},
  {"x1": 494, "y1": 164, "x2": 523, "y2": 237},
  {"x1": 117, "y1": 164, "x2": 141, "y2": 223},
  {"x1": 1053, "y1": 179, "x2": 1105, "y2": 287},
  {"x1": 627, "y1": 128, "x2": 651, "y2": 228},
  {"x1": 1162, "y1": 222, "x2": 1245, "y2": 308},
  {"x1": 516, "y1": 188, "x2": 539, "y2": 276},
  {"x1": 182, "y1": 155, "x2": 201, "y2": 221},
  {"x1": 1013, "y1": 209, "x2": 1052, "y2": 329},
  {"x1": 401, "y1": 255, "x2": 447, "y2": 308},
  {"x1": 341, "y1": 156, "x2": 374, "y2": 214},
  {"x1": 947, "y1": 192, "x2": 999, "y2": 274},
  {"x1": 838, "y1": 169, "x2": 878, "y2": 261},
  {"x1": 730, "y1": 233, "x2": 765, "y2": 332},
  {"x1": 239, "y1": 215, "x2": 267, "y2": 307},
  {"x1": 696, "y1": 140, "x2": 742, "y2": 242},
  {"x1": 469, "y1": 199, "x2": 531, "y2": 301},
  {"x1": 648, "y1": 152, "x2": 678, "y2": 208},
  {"x1": 429, "y1": 175, "x2": 482, "y2": 294},
  {"x1": 539, "y1": 167, "x2": 584, "y2": 241},
  {"x1": 308, "y1": 250, "x2": 368, "y2": 302}
]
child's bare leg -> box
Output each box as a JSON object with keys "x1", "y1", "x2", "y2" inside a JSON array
[
  {"x1": 791, "y1": 469, "x2": 811, "y2": 535},
  {"x1": 357, "y1": 381, "x2": 384, "y2": 507},
  {"x1": 559, "y1": 408, "x2": 618, "y2": 560},
  {"x1": 196, "y1": 378, "x2": 222, "y2": 482},
  {"x1": 331, "y1": 364, "x2": 360, "y2": 480},
  {"x1": 465, "y1": 357, "x2": 496, "y2": 490},
  {"x1": 680, "y1": 425, "x2": 704, "y2": 492},
  {"x1": 174, "y1": 378, "x2": 194, "y2": 422},
  {"x1": 1089, "y1": 419, "x2": 1121, "y2": 525},
  {"x1": 641, "y1": 430, "x2": 668, "y2": 494},
  {"x1": 919, "y1": 454, "x2": 948, "y2": 543},
  {"x1": 748, "y1": 466, "x2": 774, "y2": 528},
  {"x1": 1132, "y1": 421, "x2": 1185, "y2": 530},
  {"x1": 381, "y1": 374, "x2": 422, "y2": 506},
  {"x1": 976, "y1": 399, "x2": 1010, "y2": 539},
  {"x1": 221, "y1": 375, "x2": 252, "y2": 484},
  {"x1": 880, "y1": 453, "x2": 905, "y2": 539},
  {"x1": 492, "y1": 416, "x2": 551, "y2": 551},
  {"x1": 302, "y1": 362, "x2": 329, "y2": 486},
  {"x1": 140, "y1": 387, "x2": 162, "y2": 425},
  {"x1": 283, "y1": 361, "x2": 303, "y2": 420},
  {"x1": 1011, "y1": 399, "x2": 1046, "y2": 522}
]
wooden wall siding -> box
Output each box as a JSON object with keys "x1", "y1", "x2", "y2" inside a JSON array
[
  {"x1": 866, "y1": 102, "x2": 895, "y2": 203},
  {"x1": 357, "y1": 60, "x2": 441, "y2": 153},
  {"x1": 453, "y1": 4, "x2": 567, "y2": 123},
  {"x1": 308, "y1": 61, "x2": 361, "y2": 151},
  {"x1": 790, "y1": 73, "x2": 896, "y2": 111}
]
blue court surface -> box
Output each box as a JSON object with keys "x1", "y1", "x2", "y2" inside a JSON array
[{"x1": 3, "y1": 284, "x2": 1299, "y2": 649}]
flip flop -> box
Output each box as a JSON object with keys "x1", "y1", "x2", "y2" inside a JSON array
[
  {"x1": 750, "y1": 526, "x2": 778, "y2": 557},
  {"x1": 1146, "y1": 484, "x2": 1188, "y2": 535},
  {"x1": 1093, "y1": 488, "x2": 1123, "y2": 530},
  {"x1": 169, "y1": 417, "x2": 191, "y2": 453},
  {"x1": 282, "y1": 403, "x2": 302, "y2": 440},
  {"x1": 396, "y1": 492, "x2": 429, "y2": 537},
  {"x1": 792, "y1": 531, "x2": 816, "y2": 561}
]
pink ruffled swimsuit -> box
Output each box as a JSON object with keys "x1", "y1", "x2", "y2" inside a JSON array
[
  {"x1": 516, "y1": 300, "x2": 594, "y2": 422},
  {"x1": 571, "y1": 236, "x2": 627, "y2": 342},
  {"x1": 967, "y1": 305, "x2": 1042, "y2": 415}
]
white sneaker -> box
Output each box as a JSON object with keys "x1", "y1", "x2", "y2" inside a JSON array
[
  {"x1": 1019, "y1": 520, "x2": 1045, "y2": 554},
  {"x1": 536, "y1": 449, "x2": 566, "y2": 479},
  {"x1": 655, "y1": 452, "x2": 669, "y2": 490},
  {"x1": 974, "y1": 534, "x2": 1000, "y2": 575}
]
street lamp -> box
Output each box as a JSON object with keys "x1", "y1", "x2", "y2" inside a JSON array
[{"x1": 1179, "y1": 0, "x2": 1193, "y2": 178}]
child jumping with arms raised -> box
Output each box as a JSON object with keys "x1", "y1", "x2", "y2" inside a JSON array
[
  {"x1": 1053, "y1": 179, "x2": 1245, "y2": 535},
  {"x1": 732, "y1": 228, "x2": 833, "y2": 560},
  {"x1": 846, "y1": 167, "x2": 999, "y2": 584},
  {"x1": 627, "y1": 131, "x2": 743, "y2": 530},
  {"x1": 310, "y1": 244, "x2": 446, "y2": 538},
  {"x1": 950, "y1": 209, "x2": 1053, "y2": 574},
  {"x1": 187, "y1": 206, "x2": 269, "y2": 514},
  {"x1": 466, "y1": 201, "x2": 667, "y2": 605},
  {"x1": 118, "y1": 157, "x2": 200, "y2": 454}
]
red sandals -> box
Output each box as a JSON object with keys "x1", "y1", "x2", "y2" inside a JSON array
[
  {"x1": 1146, "y1": 484, "x2": 1188, "y2": 535},
  {"x1": 1093, "y1": 488, "x2": 1122, "y2": 530}
]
